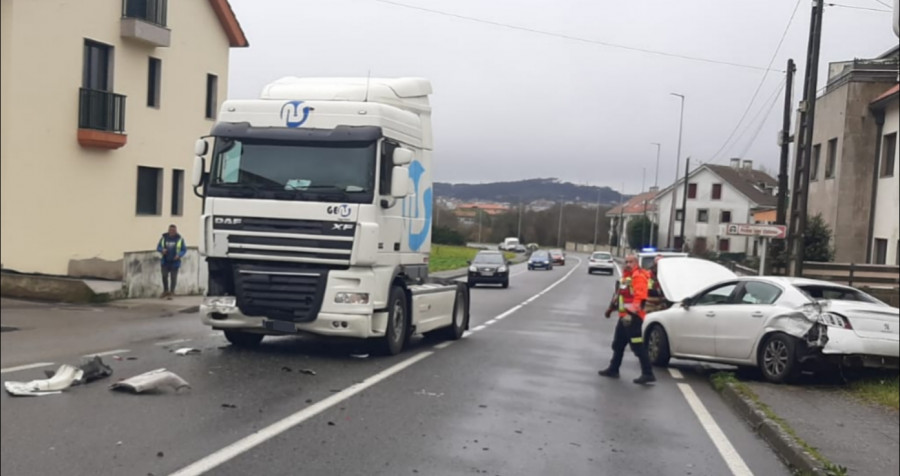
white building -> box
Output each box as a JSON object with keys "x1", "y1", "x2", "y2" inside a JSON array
[
  {"x1": 655, "y1": 160, "x2": 777, "y2": 255},
  {"x1": 869, "y1": 84, "x2": 899, "y2": 265},
  {"x1": 606, "y1": 188, "x2": 659, "y2": 249}
]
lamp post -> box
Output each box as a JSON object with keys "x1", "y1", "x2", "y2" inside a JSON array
[
  {"x1": 667, "y1": 93, "x2": 685, "y2": 249},
  {"x1": 650, "y1": 142, "x2": 661, "y2": 247}
]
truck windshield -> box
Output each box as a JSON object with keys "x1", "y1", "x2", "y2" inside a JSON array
[{"x1": 207, "y1": 138, "x2": 377, "y2": 203}]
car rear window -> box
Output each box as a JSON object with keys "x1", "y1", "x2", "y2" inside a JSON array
[
  {"x1": 796, "y1": 285, "x2": 884, "y2": 305},
  {"x1": 592, "y1": 253, "x2": 611, "y2": 260}
]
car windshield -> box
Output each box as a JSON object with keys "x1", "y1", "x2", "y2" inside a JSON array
[
  {"x1": 592, "y1": 253, "x2": 611, "y2": 260},
  {"x1": 207, "y1": 137, "x2": 377, "y2": 203},
  {"x1": 531, "y1": 251, "x2": 549, "y2": 259},
  {"x1": 796, "y1": 284, "x2": 885, "y2": 305},
  {"x1": 474, "y1": 253, "x2": 504, "y2": 265},
  {"x1": 550, "y1": 249, "x2": 562, "y2": 255}
]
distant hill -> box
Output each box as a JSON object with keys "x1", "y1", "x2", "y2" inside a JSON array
[{"x1": 434, "y1": 178, "x2": 625, "y2": 205}]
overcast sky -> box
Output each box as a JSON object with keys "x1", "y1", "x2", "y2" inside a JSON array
[{"x1": 227, "y1": 0, "x2": 898, "y2": 194}]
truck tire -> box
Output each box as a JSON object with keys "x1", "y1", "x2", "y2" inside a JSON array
[
  {"x1": 437, "y1": 285, "x2": 469, "y2": 340},
  {"x1": 382, "y1": 286, "x2": 409, "y2": 356},
  {"x1": 224, "y1": 330, "x2": 264, "y2": 348}
]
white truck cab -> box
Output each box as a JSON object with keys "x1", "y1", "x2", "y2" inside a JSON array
[{"x1": 192, "y1": 77, "x2": 469, "y2": 354}]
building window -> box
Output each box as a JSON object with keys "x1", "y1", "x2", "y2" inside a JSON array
[
  {"x1": 675, "y1": 209, "x2": 684, "y2": 221},
  {"x1": 881, "y1": 132, "x2": 897, "y2": 178},
  {"x1": 720, "y1": 210, "x2": 732, "y2": 223},
  {"x1": 147, "y1": 57, "x2": 161, "y2": 108},
  {"x1": 674, "y1": 236, "x2": 684, "y2": 251},
  {"x1": 825, "y1": 138, "x2": 837, "y2": 179},
  {"x1": 719, "y1": 238, "x2": 730, "y2": 252},
  {"x1": 171, "y1": 169, "x2": 184, "y2": 216},
  {"x1": 123, "y1": 0, "x2": 168, "y2": 27},
  {"x1": 205, "y1": 74, "x2": 218, "y2": 119},
  {"x1": 136, "y1": 166, "x2": 162, "y2": 215},
  {"x1": 687, "y1": 183, "x2": 697, "y2": 199},
  {"x1": 874, "y1": 239, "x2": 888, "y2": 265},
  {"x1": 810, "y1": 144, "x2": 821, "y2": 181},
  {"x1": 697, "y1": 209, "x2": 709, "y2": 223},
  {"x1": 83, "y1": 40, "x2": 112, "y2": 91},
  {"x1": 711, "y1": 183, "x2": 722, "y2": 200}
]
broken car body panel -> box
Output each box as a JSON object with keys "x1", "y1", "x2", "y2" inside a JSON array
[{"x1": 4, "y1": 364, "x2": 84, "y2": 397}]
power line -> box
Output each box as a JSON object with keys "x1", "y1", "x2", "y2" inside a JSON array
[
  {"x1": 738, "y1": 80, "x2": 788, "y2": 158},
  {"x1": 826, "y1": 2, "x2": 891, "y2": 12},
  {"x1": 707, "y1": 0, "x2": 802, "y2": 164},
  {"x1": 371, "y1": 0, "x2": 785, "y2": 72},
  {"x1": 871, "y1": 0, "x2": 892, "y2": 7}
]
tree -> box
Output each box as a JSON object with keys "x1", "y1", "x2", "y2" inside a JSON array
[
  {"x1": 433, "y1": 226, "x2": 466, "y2": 246},
  {"x1": 804, "y1": 213, "x2": 834, "y2": 262},
  {"x1": 626, "y1": 216, "x2": 653, "y2": 251}
]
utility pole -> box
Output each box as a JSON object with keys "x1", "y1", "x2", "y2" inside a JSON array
[
  {"x1": 667, "y1": 93, "x2": 686, "y2": 249},
  {"x1": 616, "y1": 183, "x2": 625, "y2": 256},
  {"x1": 679, "y1": 158, "x2": 691, "y2": 251},
  {"x1": 774, "y1": 58, "x2": 796, "y2": 275},
  {"x1": 556, "y1": 200, "x2": 564, "y2": 248},
  {"x1": 651, "y1": 142, "x2": 661, "y2": 248},
  {"x1": 592, "y1": 188, "x2": 601, "y2": 249},
  {"x1": 477, "y1": 208, "x2": 482, "y2": 244},
  {"x1": 516, "y1": 200, "x2": 522, "y2": 240},
  {"x1": 787, "y1": 0, "x2": 825, "y2": 277}
]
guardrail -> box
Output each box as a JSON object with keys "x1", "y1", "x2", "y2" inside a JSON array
[{"x1": 801, "y1": 262, "x2": 900, "y2": 288}]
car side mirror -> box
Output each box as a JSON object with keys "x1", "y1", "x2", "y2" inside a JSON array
[{"x1": 681, "y1": 297, "x2": 692, "y2": 309}]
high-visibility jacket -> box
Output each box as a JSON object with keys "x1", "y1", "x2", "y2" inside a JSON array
[
  {"x1": 615, "y1": 267, "x2": 649, "y2": 319},
  {"x1": 157, "y1": 233, "x2": 187, "y2": 268}
]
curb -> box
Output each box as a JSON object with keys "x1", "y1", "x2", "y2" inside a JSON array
[{"x1": 715, "y1": 381, "x2": 828, "y2": 476}]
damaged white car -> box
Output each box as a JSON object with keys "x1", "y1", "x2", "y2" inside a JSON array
[{"x1": 642, "y1": 258, "x2": 899, "y2": 383}]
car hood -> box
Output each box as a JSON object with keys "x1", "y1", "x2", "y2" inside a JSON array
[{"x1": 657, "y1": 257, "x2": 737, "y2": 302}]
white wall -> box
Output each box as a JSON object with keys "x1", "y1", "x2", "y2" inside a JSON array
[{"x1": 872, "y1": 102, "x2": 900, "y2": 265}]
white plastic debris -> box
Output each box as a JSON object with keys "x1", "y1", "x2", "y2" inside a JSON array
[
  {"x1": 174, "y1": 347, "x2": 201, "y2": 356},
  {"x1": 110, "y1": 368, "x2": 190, "y2": 394},
  {"x1": 4, "y1": 364, "x2": 84, "y2": 397}
]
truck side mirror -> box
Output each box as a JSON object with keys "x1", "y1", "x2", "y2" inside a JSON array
[
  {"x1": 390, "y1": 166, "x2": 409, "y2": 198},
  {"x1": 192, "y1": 156, "x2": 206, "y2": 187},
  {"x1": 195, "y1": 139, "x2": 209, "y2": 157},
  {"x1": 393, "y1": 147, "x2": 413, "y2": 165}
]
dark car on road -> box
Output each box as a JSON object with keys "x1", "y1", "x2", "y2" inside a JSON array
[
  {"x1": 528, "y1": 250, "x2": 553, "y2": 271},
  {"x1": 549, "y1": 249, "x2": 566, "y2": 266},
  {"x1": 468, "y1": 251, "x2": 511, "y2": 288}
]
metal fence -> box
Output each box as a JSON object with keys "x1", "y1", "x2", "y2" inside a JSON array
[{"x1": 78, "y1": 88, "x2": 126, "y2": 133}]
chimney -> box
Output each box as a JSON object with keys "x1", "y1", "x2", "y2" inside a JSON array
[
  {"x1": 742, "y1": 159, "x2": 753, "y2": 170},
  {"x1": 649, "y1": 185, "x2": 659, "y2": 193},
  {"x1": 730, "y1": 158, "x2": 741, "y2": 169}
]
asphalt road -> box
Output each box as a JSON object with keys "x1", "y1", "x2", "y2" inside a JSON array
[{"x1": 1, "y1": 257, "x2": 790, "y2": 476}]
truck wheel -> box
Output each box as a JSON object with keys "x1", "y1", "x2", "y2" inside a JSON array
[
  {"x1": 224, "y1": 330, "x2": 264, "y2": 348},
  {"x1": 382, "y1": 286, "x2": 409, "y2": 356},
  {"x1": 438, "y1": 285, "x2": 469, "y2": 340}
]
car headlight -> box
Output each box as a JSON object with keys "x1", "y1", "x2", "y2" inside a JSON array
[
  {"x1": 203, "y1": 296, "x2": 236, "y2": 309},
  {"x1": 334, "y1": 292, "x2": 369, "y2": 305},
  {"x1": 498, "y1": 266, "x2": 508, "y2": 273},
  {"x1": 469, "y1": 266, "x2": 477, "y2": 272}
]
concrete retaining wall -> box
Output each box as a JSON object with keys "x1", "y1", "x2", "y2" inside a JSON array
[{"x1": 123, "y1": 248, "x2": 207, "y2": 298}]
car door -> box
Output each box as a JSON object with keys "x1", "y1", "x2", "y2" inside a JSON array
[
  {"x1": 669, "y1": 282, "x2": 739, "y2": 358},
  {"x1": 714, "y1": 281, "x2": 784, "y2": 361}
]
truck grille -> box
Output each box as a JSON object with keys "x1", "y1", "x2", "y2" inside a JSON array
[
  {"x1": 233, "y1": 264, "x2": 328, "y2": 322},
  {"x1": 214, "y1": 216, "x2": 354, "y2": 266}
]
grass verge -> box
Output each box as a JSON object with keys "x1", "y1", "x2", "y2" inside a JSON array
[
  {"x1": 428, "y1": 245, "x2": 515, "y2": 273},
  {"x1": 710, "y1": 372, "x2": 848, "y2": 476},
  {"x1": 846, "y1": 374, "x2": 899, "y2": 411}
]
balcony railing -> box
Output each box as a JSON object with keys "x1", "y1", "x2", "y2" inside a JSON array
[
  {"x1": 122, "y1": 0, "x2": 167, "y2": 27},
  {"x1": 79, "y1": 88, "x2": 126, "y2": 133}
]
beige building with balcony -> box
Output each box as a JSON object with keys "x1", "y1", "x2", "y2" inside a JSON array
[{"x1": 0, "y1": 0, "x2": 248, "y2": 277}]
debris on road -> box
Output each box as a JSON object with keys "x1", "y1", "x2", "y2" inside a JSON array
[
  {"x1": 110, "y1": 368, "x2": 190, "y2": 394},
  {"x1": 174, "y1": 348, "x2": 200, "y2": 356},
  {"x1": 281, "y1": 366, "x2": 293, "y2": 372},
  {"x1": 415, "y1": 389, "x2": 444, "y2": 397},
  {"x1": 43, "y1": 356, "x2": 113, "y2": 384},
  {"x1": 221, "y1": 403, "x2": 237, "y2": 409},
  {"x1": 298, "y1": 368, "x2": 316, "y2": 376},
  {"x1": 4, "y1": 364, "x2": 84, "y2": 396}
]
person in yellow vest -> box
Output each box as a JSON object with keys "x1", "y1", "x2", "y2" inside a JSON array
[
  {"x1": 156, "y1": 224, "x2": 187, "y2": 300},
  {"x1": 645, "y1": 254, "x2": 666, "y2": 313},
  {"x1": 599, "y1": 253, "x2": 656, "y2": 384}
]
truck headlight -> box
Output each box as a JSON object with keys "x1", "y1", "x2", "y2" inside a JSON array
[
  {"x1": 335, "y1": 292, "x2": 369, "y2": 305},
  {"x1": 203, "y1": 296, "x2": 236, "y2": 309}
]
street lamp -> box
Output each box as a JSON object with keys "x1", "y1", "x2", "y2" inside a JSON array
[
  {"x1": 650, "y1": 142, "x2": 661, "y2": 247},
  {"x1": 667, "y1": 93, "x2": 685, "y2": 249}
]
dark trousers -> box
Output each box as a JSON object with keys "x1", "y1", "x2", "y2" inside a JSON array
[
  {"x1": 608, "y1": 316, "x2": 654, "y2": 376},
  {"x1": 161, "y1": 264, "x2": 179, "y2": 293}
]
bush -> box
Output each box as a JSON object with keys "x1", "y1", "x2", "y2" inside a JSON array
[{"x1": 432, "y1": 226, "x2": 466, "y2": 246}]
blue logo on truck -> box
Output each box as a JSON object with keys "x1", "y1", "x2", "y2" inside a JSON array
[
  {"x1": 280, "y1": 101, "x2": 310, "y2": 128},
  {"x1": 406, "y1": 159, "x2": 432, "y2": 252}
]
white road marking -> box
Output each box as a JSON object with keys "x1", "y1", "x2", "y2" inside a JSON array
[
  {"x1": 433, "y1": 341, "x2": 453, "y2": 349},
  {"x1": 83, "y1": 349, "x2": 130, "y2": 358},
  {"x1": 169, "y1": 351, "x2": 435, "y2": 476},
  {"x1": 472, "y1": 325, "x2": 487, "y2": 332},
  {"x1": 614, "y1": 262, "x2": 622, "y2": 277},
  {"x1": 484, "y1": 319, "x2": 496, "y2": 326},
  {"x1": 668, "y1": 368, "x2": 685, "y2": 380},
  {"x1": 0, "y1": 362, "x2": 56, "y2": 374},
  {"x1": 155, "y1": 338, "x2": 193, "y2": 347},
  {"x1": 677, "y1": 383, "x2": 753, "y2": 476}
]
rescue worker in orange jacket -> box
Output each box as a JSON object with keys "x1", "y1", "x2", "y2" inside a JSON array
[{"x1": 599, "y1": 253, "x2": 656, "y2": 384}]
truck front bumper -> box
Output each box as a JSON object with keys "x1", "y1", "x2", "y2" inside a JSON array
[{"x1": 201, "y1": 301, "x2": 387, "y2": 339}]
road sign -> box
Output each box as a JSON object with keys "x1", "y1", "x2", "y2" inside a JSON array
[{"x1": 726, "y1": 223, "x2": 787, "y2": 239}]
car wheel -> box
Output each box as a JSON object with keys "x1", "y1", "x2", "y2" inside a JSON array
[
  {"x1": 528, "y1": 265, "x2": 533, "y2": 270},
  {"x1": 467, "y1": 280, "x2": 475, "y2": 288},
  {"x1": 502, "y1": 280, "x2": 509, "y2": 289},
  {"x1": 647, "y1": 325, "x2": 671, "y2": 366},
  {"x1": 224, "y1": 330, "x2": 264, "y2": 348},
  {"x1": 758, "y1": 333, "x2": 800, "y2": 384},
  {"x1": 382, "y1": 286, "x2": 410, "y2": 356}
]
